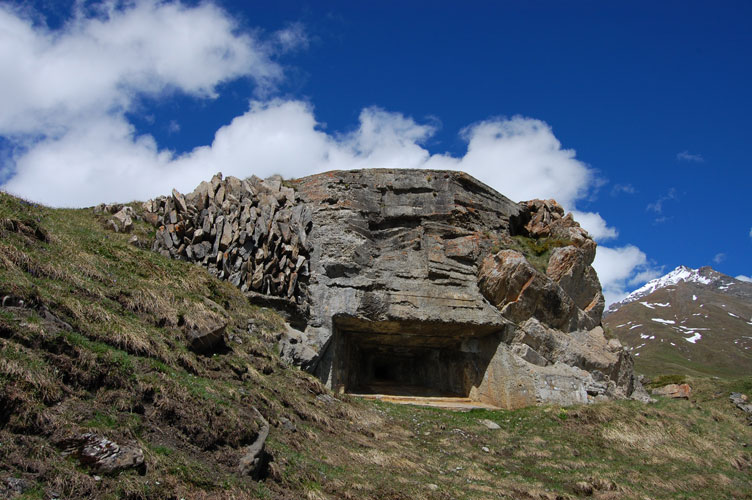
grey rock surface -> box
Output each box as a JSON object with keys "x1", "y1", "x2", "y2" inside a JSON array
[
  {"x1": 58, "y1": 433, "x2": 144, "y2": 474},
  {"x1": 186, "y1": 318, "x2": 227, "y2": 355},
  {"x1": 147, "y1": 173, "x2": 312, "y2": 305},
  {"x1": 147, "y1": 169, "x2": 645, "y2": 409}
]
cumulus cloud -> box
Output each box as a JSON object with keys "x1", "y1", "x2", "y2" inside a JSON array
[
  {"x1": 1, "y1": 101, "x2": 595, "y2": 208},
  {"x1": 737, "y1": 275, "x2": 752, "y2": 283},
  {"x1": 593, "y1": 245, "x2": 662, "y2": 306},
  {"x1": 571, "y1": 211, "x2": 618, "y2": 242},
  {"x1": 676, "y1": 150, "x2": 704, "y2": 162},
  {"x1": 0, "y1": 0, "x2": 656, "y2": 307},
  {"x1": 0, "y1": 0, "x2": 293, "y2": 139}
]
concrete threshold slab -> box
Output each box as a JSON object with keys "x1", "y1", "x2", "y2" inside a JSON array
[{"x1": 349, "y1": 393, "x2": 500, "y2": 411}]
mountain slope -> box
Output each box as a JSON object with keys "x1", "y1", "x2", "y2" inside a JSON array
[{"x1": 604, "y1": 266, "x2": 752, "y2": 377}]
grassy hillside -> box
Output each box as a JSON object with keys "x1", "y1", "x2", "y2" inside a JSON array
[{"x1": 1, "y1": 193, "x2": 752, "y2": 499}]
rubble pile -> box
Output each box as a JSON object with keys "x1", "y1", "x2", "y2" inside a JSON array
[{"x1": 145, "y1": 173, "x2": 312, "y2": 303}]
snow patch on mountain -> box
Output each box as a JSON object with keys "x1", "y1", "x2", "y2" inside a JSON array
[
  {"x1": 652, "y1": 318, "x2": 675, "y2": 325},
  {"x1": 623, "y1": 266, "x2": 710, "y2": 303},
  {"x1": 685, "y1": 332, "x2": 702, "y2": 343},
  {"x1": 606, "y1": 266, "x2": 731, "y2": 312}
]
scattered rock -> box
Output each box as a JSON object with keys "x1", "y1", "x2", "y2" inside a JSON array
[
  {"x1": 651, "y1": 383, "x2": 691, "y2": 399},
  {"x1": 238, "y1": 408, "x2": 271, "y2": 479},
  {"x1": 186, "y1": 319, "x2": 227, "y2": 355},
  {"x1": 278, "y1": 324, "x2": 317, "y2": 369},
  {"x1": 4, "y1": 477, "x2": 30, "y2": 495},
  {"x1": 112, "y1": 207, "x2": 134, "y2": 233},
  {"x1": 279, "y1": 417, "x2": 297, "y2": 433},
  {"x1": 730, "y1": 393, "x2": 752, "y2": 424},
  {"x1": 480, "y1": 419, "x2": 501, "y2": 430},
  {"x1": 58, "y1": 433, "x2": 145, "y2": 474},
  {"x1": 316, "y1": 394, "x2": 337, "y2": 405}
]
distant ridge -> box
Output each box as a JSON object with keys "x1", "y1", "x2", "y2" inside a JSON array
[
  {"x1": 607, "y1": 265, "x2": 752, "y2": 314},
  {"x1": 604, "y1": 266, "x2": 752, "y2": 376}
]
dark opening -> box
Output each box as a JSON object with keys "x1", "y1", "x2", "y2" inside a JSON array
[
  {"x1": 373, "y1": 360, "x2": 392, "y2": 381},
  {"x1": 336, "y1": 327, "x2": 494, "y2": 398}
]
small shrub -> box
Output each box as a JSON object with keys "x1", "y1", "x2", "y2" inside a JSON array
[{"x1": 512, "y1": 235, "x2": 573, "y2": 273}]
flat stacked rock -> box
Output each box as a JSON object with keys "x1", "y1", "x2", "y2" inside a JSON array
[{"x1": 144, "y1": 173, "x2": 312, "y2": 304}]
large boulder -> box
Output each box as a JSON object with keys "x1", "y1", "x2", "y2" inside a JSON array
[{"x1": 478, "y1": 249, "x2": 585, "y2": 332}]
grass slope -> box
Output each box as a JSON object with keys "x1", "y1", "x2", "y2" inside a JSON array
[{"x1": 1, "y1": 193, "x2": 751, "y2": 499}]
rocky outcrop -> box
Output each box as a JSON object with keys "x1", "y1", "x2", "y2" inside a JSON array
[
  {"x1": 145, "y1": 169, "x2": 646, "y2": 409},
  {"x1": 478, "y1": 250, "x2": 599, "y2": 332},
  {"x1": 730, "y1": 393, "x2": 752, "y2": 424},
  {"x1": 238, "y1": 408, "x2": 270, "y2": 479},
  {"x1": 651, "y1": 383, "x2": 692, "y2": 399},
  {"x1": 94, "y1": 203, "x2": 135, "y2": 233}
]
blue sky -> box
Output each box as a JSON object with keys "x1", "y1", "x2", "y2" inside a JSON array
[{"x1": 0, "y1": 0, "x2": 750, "y2": 303}]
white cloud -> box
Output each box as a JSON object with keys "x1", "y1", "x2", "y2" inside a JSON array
[
  {"x1": 646, "y1": 187, "x2": 678, "y2": 214},
  {"x1": 274, "y1": 22, "x2": 309, "y2": 53},
  {"x1": 571, "y1": 211, "x2": 618, "y2": 242},
  {"x1": 713, "y1": 253, "x2": 726, "y2": 264},
  {"x1": 593, "y1": 245, "x2": 662, "y2": 306},
  {"x1": 736, "y1": 275, "x2": 752, "y2": 283},
  {"x1": 0, "y1": 0, "x2": 660, "y2": 307},
  {"x1": 2, "y1": 100, "x2": 601, "y2": 208},
  {"x1": 676, "y1": 150, "x2": 704, "y2": 162},
  {"x1": 0, "y1": 0, "x2": 290, "y2": 138},
  {"x1": 610, "y1": 183, "x2": 635, "y2": 196},
  {"x1": 749, "y1": 227, "x2": 752, "y2": 238},
  {"x1": 456, "y1": 118, "x2": 591, "y2": 209}
]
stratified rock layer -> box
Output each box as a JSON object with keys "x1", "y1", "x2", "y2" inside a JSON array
[{"x1": 146, "y1": 169, "x2": 647, "y2": 408}]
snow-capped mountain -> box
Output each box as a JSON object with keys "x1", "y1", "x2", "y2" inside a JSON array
[
  {"x1": 607, "y1": 265, "x2": 752, "y2": 313},
  {"x1": 603, "y1": 266, "x2": 752, "y2": 377}
]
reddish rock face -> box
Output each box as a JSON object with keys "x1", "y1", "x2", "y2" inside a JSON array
[
  {"x1": 652, "y1": 383, "x2": 692, "y2": 399},
  {"x1": 478, "y1": 249, "x2": 585, "y2": 332}
]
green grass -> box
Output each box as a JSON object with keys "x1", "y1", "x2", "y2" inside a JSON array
[
  {"x1": 511, "y1": 235, "x2": 573, "y2": 273},
  {"x1": 645, "y1": 373, "x2": 688, "y2": 388}
]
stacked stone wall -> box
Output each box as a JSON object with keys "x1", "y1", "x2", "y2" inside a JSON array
[{"x1": 145, "y1": 173, "x2": 312, "y2": 304}]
